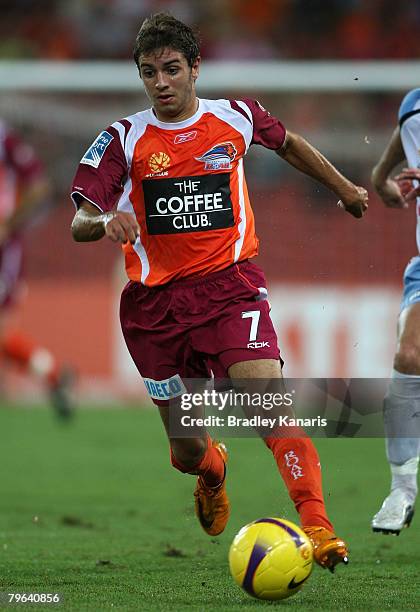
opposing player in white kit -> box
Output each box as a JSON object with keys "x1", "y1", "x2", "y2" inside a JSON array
[{"x1": 371, "y1": 88, "x2": 420, "y2": 534}]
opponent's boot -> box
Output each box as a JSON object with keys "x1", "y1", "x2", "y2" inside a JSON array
[
  {"x1": 194, "y1": 441, "x2": 230, "y2": 536},
  {"x1": 49, "y1": 366, "x2": 75, "y2": 420},
  {"x1": 303, "y1": 526, "x2": 349, "y2": 572},
  {"x1": 372, "y1": 489, "x2": 415, "y2": 535}
]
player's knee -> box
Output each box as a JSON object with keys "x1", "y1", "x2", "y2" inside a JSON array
[
  {"x1": 394, "y1": 343, "x2": 420, "y2": 375},
  {"x1": 170, "y1": 437, "x2": 207, "y2": 472}
]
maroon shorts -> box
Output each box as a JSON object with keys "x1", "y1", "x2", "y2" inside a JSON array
[{"x1": 120, "y1": 260, "x2": 281, "y2": 406}]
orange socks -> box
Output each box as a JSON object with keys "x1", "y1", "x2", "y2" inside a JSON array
[
  {"x1": 265, "y1": 432, "x2": 333, "y2": 531},
  {"x1": 171, "y1": 435, "x2": 225, "y2": 488},
  {"x1": 1, "y1": 330, "x2": 59, "y2": 387},
  {"x1": 170, "y1": 430, "x2": 332, "y2": 530}
]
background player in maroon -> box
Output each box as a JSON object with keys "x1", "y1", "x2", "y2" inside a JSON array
[
  {"x1": 71, "y1": 13, "x2": 368, "y2": 570},
  {"x1": 0, "y1": 120, "x2": 73, "y2": 418}
]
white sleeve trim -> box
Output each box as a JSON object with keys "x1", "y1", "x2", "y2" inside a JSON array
[
  {"x1": 111, "y1": 121, "x2": 127, "y2": 150},
  {"x1": 235, "y1": 99, "x2": 253, "y2": 125},
  {"x1": 234, "y1": 159, "x2": 247, "y2": 262},
  {"x1": 70, "y1": 191, "x2": 104, "y2": 213}
]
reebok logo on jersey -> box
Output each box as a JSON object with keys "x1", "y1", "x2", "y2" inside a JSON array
[
  {"x1": 174, "y1": 131, "x2": 197, "y2": 144},
  {"x1": 143, "y1": 374, "x2": 186, "y2": 400},
  {"x1": 143, "y1": 173, "x2": 234, "y2": 235},
  {"x1": 81, "y1": 131, "x2": 113, "y2": 168},
  {"x1": 195, "y1": 142, "x2": 237, "y2": 171}
]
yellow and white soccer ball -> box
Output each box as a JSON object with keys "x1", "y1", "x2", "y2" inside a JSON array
[{"x1": 229, "y1": 517, "x2": 313, "y2": 600}]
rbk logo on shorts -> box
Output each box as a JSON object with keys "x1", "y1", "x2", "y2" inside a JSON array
[
  {"x1": 195, "y1": 142, "x2": 237, "y2": 171},
  {"x1": 142, "y1": 173, "x2": 234, "y2": 235},
  {"x1": 247, "y1": 341, "x2": 270, "y2": 349},
  {"x1": 81, "y1": 131, "x2": 113, "y2": 168},
  {"x1": 174, "y1": 131, "x2": 197, "y2": 144},
  {"x1": 143, "y1": 374, "x2": 186, "y2": 400}
]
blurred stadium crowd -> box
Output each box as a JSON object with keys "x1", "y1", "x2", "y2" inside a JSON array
[
  {"x1": 0, "y1": 1, "x2": 415, "y2": 288},
  {"x1": 1, "y1": 0, "x2": 420, "y2": 61},
  {"x1": 1, "y1": 1, "x2": 418, "y2": 391}
]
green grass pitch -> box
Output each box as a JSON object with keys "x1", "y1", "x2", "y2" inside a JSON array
[{"x1": 0, "y1": 405, "x2": 419, "y2": 610}]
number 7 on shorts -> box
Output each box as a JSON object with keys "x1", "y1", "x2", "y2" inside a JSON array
[{"x1": 242, "y1": 310, "x2": 261, "y2": 342}]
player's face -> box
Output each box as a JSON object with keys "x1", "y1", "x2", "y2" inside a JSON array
[{"x1": 139, "y1": 48, "x2": 200, "y2": 122}]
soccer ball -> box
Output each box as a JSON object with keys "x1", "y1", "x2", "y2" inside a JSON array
[{"x1": 228, "y1": 517, "x2": 313, "y2": 600}]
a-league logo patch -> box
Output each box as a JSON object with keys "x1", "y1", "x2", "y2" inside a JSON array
[
  {"x1": 143, "y1": 374, "x2": 186, "y2": 400},
  {"x1": 81, "y1": 130, "x2": 113, "y2": 168}
]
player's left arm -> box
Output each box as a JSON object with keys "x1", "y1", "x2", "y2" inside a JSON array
[
  {"x1": 371, "y1": 126, "x2": 407, "y2": 209},
  {"x1": 276, "y1": 130, "x2": 368, "y2": 219}
]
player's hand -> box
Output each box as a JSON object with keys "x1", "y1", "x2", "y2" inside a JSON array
[
  {"x1": 394, "y1": 167, "x2": 420, "y2": 204},
  {"x1": 374, "y1": 177, "x2": 408, "y2": 209},
  {"x1": 337, "y1": 186, "x2": 368, "y2": 218},
  {"x1": 101, "y1": 211, "x2": 140, "y2": 244}
]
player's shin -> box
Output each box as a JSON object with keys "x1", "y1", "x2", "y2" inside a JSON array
[
  {"x1": 384, "y1": 370, "x2": 420, "y2": 502},
  {"x1": 170, "y1": 435, "x2": 229, "y2": 536},
  {"x1": 264, "y1": 429, "x2": 333, "y2": 531},
  {"x1": 170, "y1": 434, "x2": 225, "y2": 487}
]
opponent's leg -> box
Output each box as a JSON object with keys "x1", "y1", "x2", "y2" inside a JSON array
[
  {"x1": 159, "y1": 405, "x2": 229, "y2": 536},
  {"x1": 229, "y1": 358, "x2": 348, "y2": 571},
  {"x1": 372, "y1": 303, "x2": 420, "y2": 534}
]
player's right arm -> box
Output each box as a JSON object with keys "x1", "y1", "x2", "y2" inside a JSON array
[
  {"x1": 237, "y1": 98, "x2": 367, "y2": 218},
  {"x1": 71, "y1": 123, "x2": 139, "y2": 244},
  {"x1": 71, "y1": 200, "x2": 139, "y2": 244},
  {"x1": 371, "y1": 126, "x2": 407, "y2": 209}
]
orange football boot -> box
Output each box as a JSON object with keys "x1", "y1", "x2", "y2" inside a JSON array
[
  {"x1": 194, "y1": 441, "x2": 230, "y2": 536},
  {"x1": 303, "y1": 526, "x2": 349, "y2": 573}
]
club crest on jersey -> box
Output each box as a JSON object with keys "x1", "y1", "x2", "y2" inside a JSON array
[
  {"x1": 81, "y1": 130, "x2": 113, "y2": 168},
  {"x1": 148, "y1": 152, "x2": 171, "y2": 176},
  {"x1": 174, "y1": 130, "x2": 197, "y2": 144},
  {"x1": 195, "y1": 142, "x2": 237, "y2": 171}
]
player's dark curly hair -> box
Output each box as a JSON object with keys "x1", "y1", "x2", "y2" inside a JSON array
[{"x1": 133, "y1": 13, "x2": 200, "y2": 71}]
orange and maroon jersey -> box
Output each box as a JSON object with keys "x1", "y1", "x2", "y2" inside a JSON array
[{"x1": 71, "y1": 98, "x2": 285, "y2": 286}]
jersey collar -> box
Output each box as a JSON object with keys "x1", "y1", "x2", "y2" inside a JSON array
[{"x1": 148, "y1": 99, "x2": 204, "y2": 130}]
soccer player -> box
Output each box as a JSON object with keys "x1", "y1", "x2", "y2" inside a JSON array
[
  {"x1": 371, "y1": 88, "x2": 420, "y2": 534},
  {"x1": 0, "y1": 119, "x2": 73, "y2": 418},
  {"x1": 71, "y1": 14, "x2": 368, "y2": 570}
]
